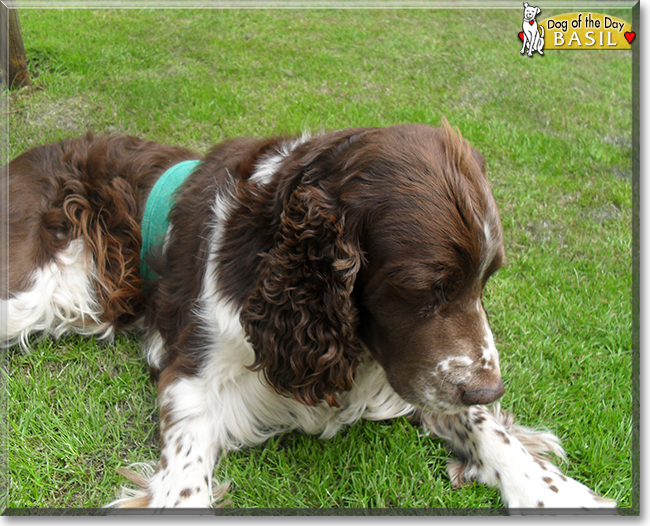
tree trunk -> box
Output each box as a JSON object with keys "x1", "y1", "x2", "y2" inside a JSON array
[{"x1": 1, "y1": 5, "x2": 31, "y2": 89}]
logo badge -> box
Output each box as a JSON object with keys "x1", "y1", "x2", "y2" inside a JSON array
[{"x1": 517, "y1": 3, "x2": 635, "y2": 54}]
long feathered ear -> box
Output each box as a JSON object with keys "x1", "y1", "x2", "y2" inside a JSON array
[{"x1": 240, "y1": 182, "x2": 364, "y2": 407}]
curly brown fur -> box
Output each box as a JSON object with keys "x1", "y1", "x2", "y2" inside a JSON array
[
  {"x1": 241, "y1": 183, "x2": 364, "y2": 407},
  {"x1": 2, "y1": 133, "x2": 198, "y2": 327}
]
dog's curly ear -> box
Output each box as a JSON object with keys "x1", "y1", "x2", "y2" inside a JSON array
[{"x1": 241, "y1": 183, "x2": 364, "y2": 407}]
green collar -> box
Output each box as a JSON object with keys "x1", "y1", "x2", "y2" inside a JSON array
[{"x1": 140, "y1": 159, "x2": 201, "y2": 285}]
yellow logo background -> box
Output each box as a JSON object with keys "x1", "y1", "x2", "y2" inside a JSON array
[{"x1": 538, "y1": 13, "x2": 632, "y2": 50}]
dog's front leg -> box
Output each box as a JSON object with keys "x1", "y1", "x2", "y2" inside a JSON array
[
  {"x1": 109, "y1": 375, "x2": 229, "y2": 508},
  {"x1": 535, "y1": 32, "x2": 544, "y2": 55},
  {"x1": 420, "y1": 405, "x2": 616, "y2": 510},
  {"x1": 147, "y1": 408, "x2": 224, "y2": 508},
  {"x1": 528, "y1": 33, "x2": 538, "y2": 56},
  {"x1": 520, "y1": 31, "x2": 529, "y2": 54}
]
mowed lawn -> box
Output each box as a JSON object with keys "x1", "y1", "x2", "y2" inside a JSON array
[{"x1": 2, "y1": 7, "x2": 634, "y2": 511}]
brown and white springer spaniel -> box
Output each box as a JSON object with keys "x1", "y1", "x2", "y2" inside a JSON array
[{"x1": 1, "y1": 123, "x2": 615, "y2": 510}]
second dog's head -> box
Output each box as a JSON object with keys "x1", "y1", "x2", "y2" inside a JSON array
[{"x1": 523, "y1": 2, "x2": 541, "y2": 23}]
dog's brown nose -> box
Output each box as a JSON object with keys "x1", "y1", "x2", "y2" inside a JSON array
[{"x1": 461, "y1": 379, "x2": 505, "y2": 405}]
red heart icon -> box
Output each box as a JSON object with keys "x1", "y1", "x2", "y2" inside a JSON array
[
  {"x1": 529, "y1": 20, "x2": 534, "y2": 25},
  {"x1": 518, "y1": 31, "x2": 524, "y2": 41},
  {"x1": 624, "y1": 31, "x2": 635, "y2": 44}
]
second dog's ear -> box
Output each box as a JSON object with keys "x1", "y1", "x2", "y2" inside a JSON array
[
  {"x1": 536, "y1": 6, "x2": 541, "y2": 15},
  {"x1": 523, "y1": 2, "x2": 529, "y2": 8}
]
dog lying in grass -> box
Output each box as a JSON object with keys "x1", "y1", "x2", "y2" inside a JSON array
[{"x1": 1, "y1": 123, "x2": 616, "y2": 510}]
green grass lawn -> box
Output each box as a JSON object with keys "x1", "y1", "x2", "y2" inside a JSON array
[{"x1": 2, "y1": 6, "x2": 634, "y2": 512}]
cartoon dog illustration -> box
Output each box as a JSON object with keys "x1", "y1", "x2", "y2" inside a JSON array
[{"x1": 520, "y1": 2, "x2": 545, "y2": 57}]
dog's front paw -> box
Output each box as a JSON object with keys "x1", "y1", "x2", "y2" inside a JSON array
[
  {"x1": 107, "y1": 463, "x2": 230, "y2": 508},
  {"x1": 501, "y1": 459, "x2": 616, "y2": 510}
]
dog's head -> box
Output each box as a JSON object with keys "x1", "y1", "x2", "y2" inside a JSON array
[
  {"x1": 241, "y1": 123, "x2": 505, "y2": 413},
  {"x1": 523, "y1": 2, "x2": 541, "y2": 22}
]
